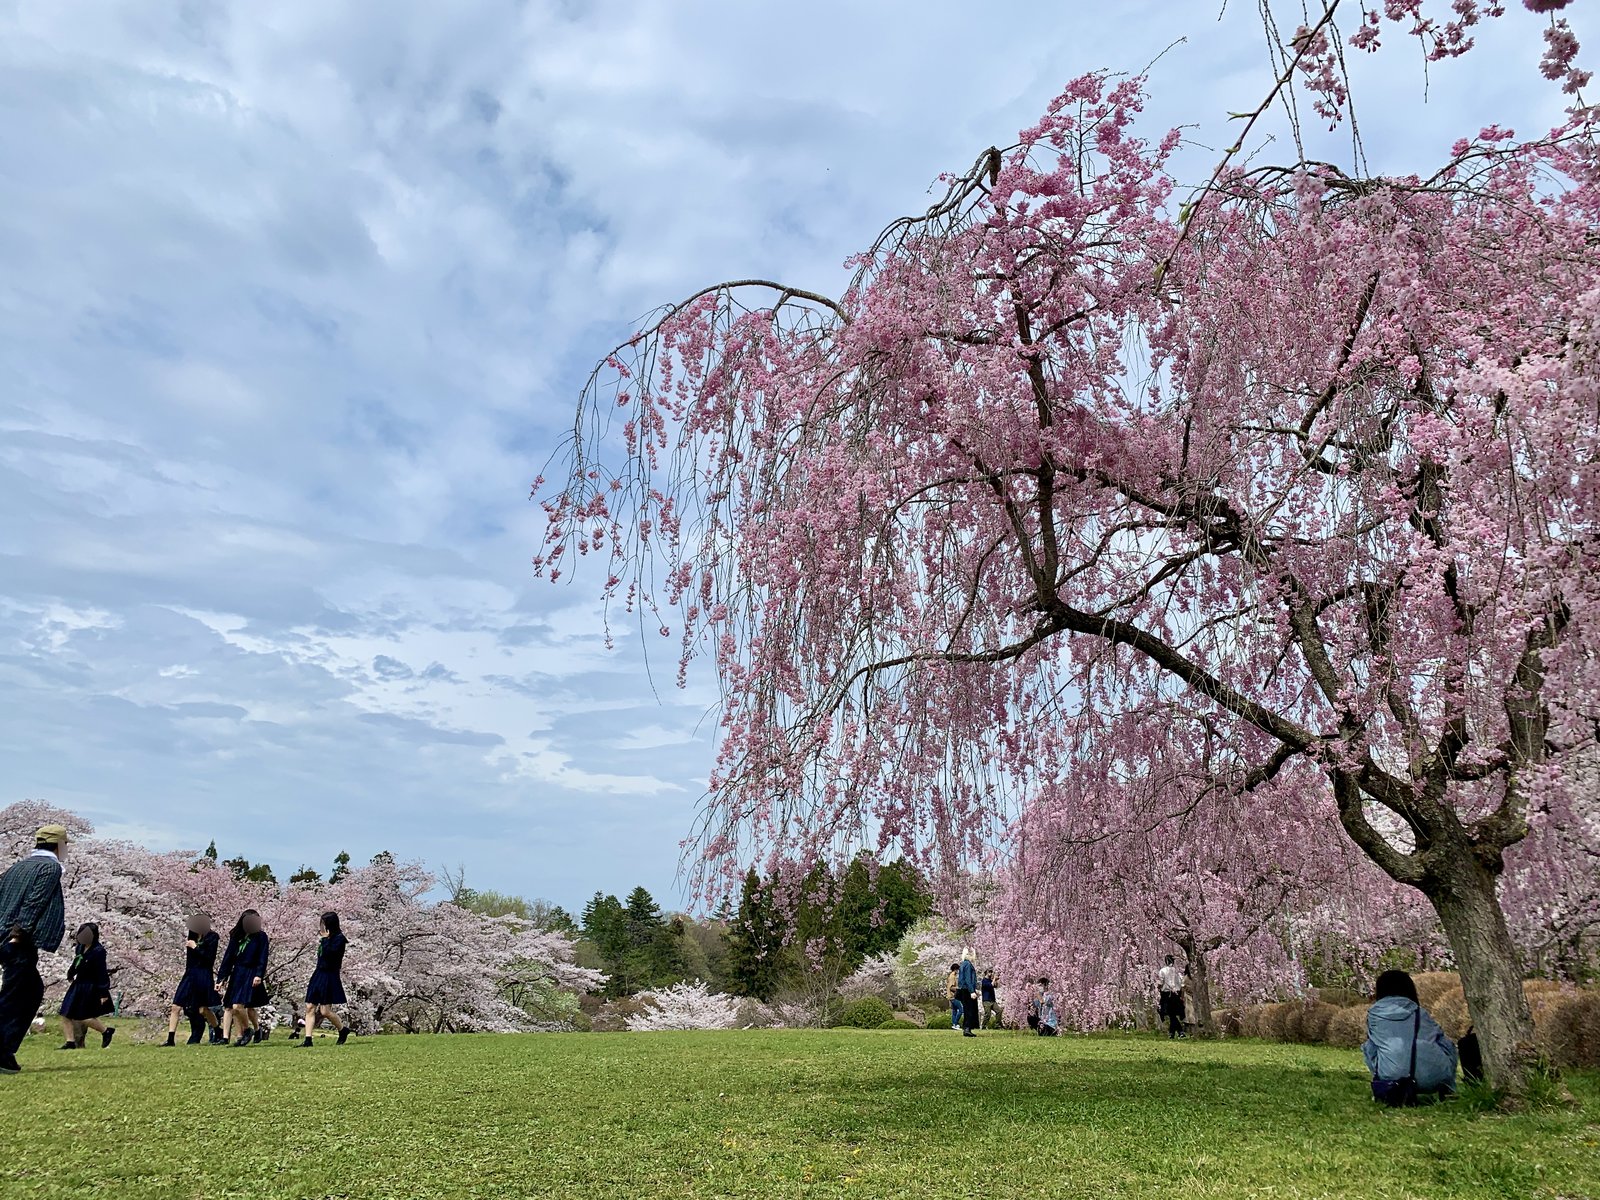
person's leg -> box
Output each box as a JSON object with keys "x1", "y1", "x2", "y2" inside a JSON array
[
  {"x1": 60, "y1": 1017, "x2": 79, "y2": 1048},
  {"x1": 299, "y1": 1003, "x2": 316, "y2": 1046},
  {"x1": 0, "y1": 954, "x2": 44, "y2": 1068},
  {"x1": 167, "y1": 1005, "x2": 182, "y2": 1037},
  {"x1": 231, "y1": 1005, "x2": 252, "y2": 1044},
  {"x1": 950, "y1": 999, "x2": 960, "y2": 1029}
]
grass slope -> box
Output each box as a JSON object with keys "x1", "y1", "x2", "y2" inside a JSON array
[{"x1": 2, "y1": 1029, "x2": 1596, "y2": 1199}]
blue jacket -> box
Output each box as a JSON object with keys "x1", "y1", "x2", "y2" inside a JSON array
[
  {"x1": 957, "y1": 958, "x2": 978, "y2": 993},
  {"x1": 1362, "y1": 997, "x2": 1457, "y2": 1092}
]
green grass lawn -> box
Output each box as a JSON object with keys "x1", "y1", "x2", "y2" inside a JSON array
[{"x1": 2, "y1": 1028, "x2": 1596, "y2": 1200}]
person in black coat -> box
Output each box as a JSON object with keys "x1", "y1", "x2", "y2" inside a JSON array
[
  {"x1": 218, "y1": 909, "x2": 270, "y2": 1047},
  {"x1": 0, "y1": 823, "x2": 69, "y2": 1075},
  {"x1": 298, "y1": 911, "x2": 352, "y2": 1048},
  {"x1": 164, "y1": 914, "x2": 222, "y2": 1046},
  {"x1": 59, "y1": 923, "x2": 116, "y2": 1050}
]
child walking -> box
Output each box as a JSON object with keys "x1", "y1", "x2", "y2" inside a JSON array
[
  {"x1": 298, "y1": 911, "x2": 351, "y2": 1048},
  {"x1": 59, "y1": 923, "x2": 115, "y2": 1049},
  {"x1": 218, "y1": 909, "x2": 270, "y2": 1047},
  {"x1": 165, "y1": 914, "x2": 222, "y2": 1046}
]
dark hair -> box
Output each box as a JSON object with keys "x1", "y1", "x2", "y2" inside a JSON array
[
  {"x1": 1038, "y1": 976, "x2": 1049, "y2": 986},
  {"x1": 228, "y1": 908, "x2": 261, "y2": 944},
  {"x1": 1165, "y1": 955, "x2": 1175, "y2": 965},
  {"x1": 321, "y1": 911, "x2": 341, "y2": 937},
  {"x1": 35, "y1": 838, "x2": 61, "y2": 854},
  {"x1": 950, "y1": 963, "x2": 960, "y2": 972},
  {"x1": 75, "y1": 922, "x2": 100, "y2": 947},
  {"x1": 1373, "y1": 969, "x2": 1419, "y2": 1004}
]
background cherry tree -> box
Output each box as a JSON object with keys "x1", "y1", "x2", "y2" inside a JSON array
[{"x1": 0, "y1": 802, "x2": 600, "y2": 1034}]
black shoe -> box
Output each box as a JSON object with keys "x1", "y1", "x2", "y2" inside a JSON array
[
  {"x1": 59, "y1": 1042, "x2": 76, "y2": 1051},
  {"x1": 164, "y1": 1033, "x2": 177, "y2": 1047},
  {"x1": 298, "y1": 1036, "x2": 313, "y2": 1048},
  {"x1": 101, "y1": 1028, "x2": 115, "y2": 1049},
  {"x1": 336, "y1": 1027, "x2": 350, "y2": 1045},
  {"x1": 209, "y1": 1032, "x2": 227, "y2": 1045},
  {"x1": 253, "y1": 1028, "x2": 267, "y2": 1043},
  {"x1": 0, "y1": 1055, "x2": 19, "y2": 1075},
  {"x1": 963, "y1": 1030, "x2": 976, "y2": 1037},
  {"x1": 234, "y1": 1035, "x2": 254, "y2": 1047},
  {"x1": 186, "y1": 1030, "x2": 203, "y2": 1045}
]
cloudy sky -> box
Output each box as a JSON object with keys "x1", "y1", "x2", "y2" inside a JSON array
[{"x1": 0, "y1": 1, "x2": 1579, "y2": 909}]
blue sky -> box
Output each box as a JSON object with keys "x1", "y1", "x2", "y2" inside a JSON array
[{"x1": 0, "y1": 2, "x2": 1578, "y2": 910}]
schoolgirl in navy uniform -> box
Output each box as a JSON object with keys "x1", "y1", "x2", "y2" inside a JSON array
[
  {"x1": 218, "y1": 909, "x2": 270, "y2": 1047},
  {"x1": 165, "y1": 913, "x2": 222, "y2": 1046},
  {"x1": 298, "y1": 911, "x2": 351, "y2": 1047},
  {"x1": 59, "y1": 923, "x2": 115, "y2": 1049}
]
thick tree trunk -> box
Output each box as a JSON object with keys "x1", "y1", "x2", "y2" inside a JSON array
[{"x1": 1427, "y1": 853, "x2": 1537, "y2": 1095}]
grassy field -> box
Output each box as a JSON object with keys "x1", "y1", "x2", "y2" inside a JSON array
[{"x1": 2, "y1": 1027, "x2": 1597, "y2": 1200}]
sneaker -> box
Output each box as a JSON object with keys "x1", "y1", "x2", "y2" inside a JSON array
[
  {"x1": 0, "y1": 1056, "x2": 19, "y2": 1075},
  {"x1": 336, "y1": 1027, "x2": 350, "y2": 1045},
  {"x1": 101, "y1": 1028, "x2": 115, "y2": 1049}
]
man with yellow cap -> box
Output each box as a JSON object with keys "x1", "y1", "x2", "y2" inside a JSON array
[{"x1": 0, "y1": 824, "x2": 69, "y2": 1074}]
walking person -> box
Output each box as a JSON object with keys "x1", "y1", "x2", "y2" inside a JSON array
[
  {"x1": 297, "y1": 911, "x2": 351, "y2": 1048},
  {"x1": 0, "y1": 823, "x2": 68, "y2": 1075},
  {"x1": 980, "y1": 970, "x2": 1001, "y2": 1029},
  {"x1": 1037, "y1": 976, "x2": 1060, "y2": 1036},
  {"x1": 59, "y1": 923, "x2": 116, "y2": 1050},
  {"x1": 1157, "y1": 955, "x2": 1186, "y2": 1039},
  {"x1": 956, "y1": 949, "x2": 979, "y2": 1037},
  {"x1": 946, "y1": 963, "x2": 961, "y2": 1030},
  {"x1": 1025, "y1": 979, "x2": 1041, "y2": 1033},
  {"x1": 218, "y1": 909, "x2": 270, "y2": 1047},
  {"x1": 165, "y1": 914, "x2": 223, "y2": 1046}
]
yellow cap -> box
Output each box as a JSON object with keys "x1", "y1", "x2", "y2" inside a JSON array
[{"x1": 35, "y1": 824, "x2": 69, "y2": 844}]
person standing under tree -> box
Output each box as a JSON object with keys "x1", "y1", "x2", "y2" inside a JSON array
[
  {"x1": 165, "y1": 914, "x2": 222, "y2": 1047},
  {"x1": 0, "y1": 823, "x2": 68, "y2": 1075},
  {"x1": 946, "y1": 963, "x2": 961, "y2": 1030},
  {"x1": 1037, "y1": 977, "x2": 1060, "y2": 1037},
  {"x1": 297, "y1": 911, "x2": 351, "y2": 1048},
  {"x1": 1157, "y1": 955, "x2": 1186, "y2": 1039},
  {"x1": 218, "y1": 909, "x2": 270, "y2": 1047},
  {"x1": 956, "y1": 949, "x2": 979, "y2": 1037},
  {"x1": 59, "y1": 923, "x2": 116, "y2": 1050},
  {"x1": 979, "y1": 969, "x2": 1000, "y2": 1029}
]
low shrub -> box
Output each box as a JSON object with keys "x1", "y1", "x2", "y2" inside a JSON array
[
  {"x1": 1325, "y1": 1006, "x2": 1367, "y2": 1049},
  {"x1": 1300, "y1": 1002, "x2": 1336, "y2": 1044},
  {"x1": 877, "y1": 1018, "x2": 922, "y2": 1030},
  {"x1": 1314, "y1": 987, "x2": 1363, "y2": 1008},
  {"x1": 834, "y1": 996, "x2": 895, "y2": 1030},
  {"x1": 926, "y1": 1008, "x2": 953, "y2": 1030}
]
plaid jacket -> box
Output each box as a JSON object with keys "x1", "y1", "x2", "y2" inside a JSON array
[{"x1": 0, "y1": 853, "x2": 66, "y2": 952}]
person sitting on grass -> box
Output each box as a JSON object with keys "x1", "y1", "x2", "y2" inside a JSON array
[{"x1": 1362, "y1": 969, "x2": 1458, "y2": 1106}]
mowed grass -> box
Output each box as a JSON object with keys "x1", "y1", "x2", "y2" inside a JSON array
[{"x1": 3, "y1": 1028, "x2": 1598, "y2": 1200}]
